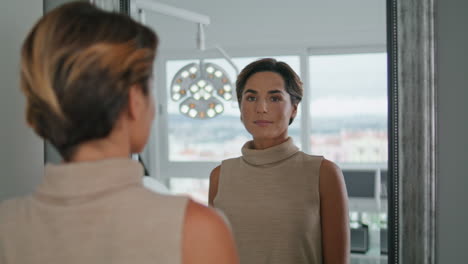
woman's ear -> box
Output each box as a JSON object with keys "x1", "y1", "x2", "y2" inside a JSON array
[
  {"x1": 239, "y1": 103, "x2": 244, "y2": 124},
  {"x1": 127, "y1": 84, "x2": 144, "y2": 120},
  {"x1": 291, "y1": 103, "x2": 298, "y2": 119}
]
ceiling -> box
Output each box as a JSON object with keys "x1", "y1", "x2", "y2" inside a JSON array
[{"x1": 137, "y1": 0, "x2": 387, "y2": 52}]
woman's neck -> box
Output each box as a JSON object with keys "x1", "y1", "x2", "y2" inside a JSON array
[
  {"x1": 252, "y1": 135, "x2": 289, "y2": 150},
  {"x1": 67, "y1": 135, "x2": 131, "y2": 163}
]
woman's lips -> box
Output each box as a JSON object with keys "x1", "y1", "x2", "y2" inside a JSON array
[{"x1": 254, "y1": 120, "x2": 272, "y2": 127}]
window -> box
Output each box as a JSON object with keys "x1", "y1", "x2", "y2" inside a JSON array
[
  {"x1": 306, "y1": 53, "x2": 388, "y2": 262},
  {"x1": 309, "y1": 53, "x2": 387, "y2": 165}
]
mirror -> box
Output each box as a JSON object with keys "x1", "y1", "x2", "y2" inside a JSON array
[
  {"x1": 43, "y1": 0, "x2": 438, "y2": 263},
  {"x1": 131, "y1": 1, "x2": 390, "y2": 263}
]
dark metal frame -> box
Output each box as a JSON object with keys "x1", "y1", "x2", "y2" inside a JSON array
[{"x1": 388, "y1": 0, "x2": 437, "y2": 263}]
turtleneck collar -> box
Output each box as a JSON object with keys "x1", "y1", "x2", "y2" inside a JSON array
[
  {"x1": 36, "y1": 158, "x2": 143, "y2": 199},
  {"x1": 241, "y1": 137, "x2": 299, "y2": 166}
]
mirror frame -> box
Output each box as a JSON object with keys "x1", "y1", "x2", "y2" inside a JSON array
[{"x1": 388, "y1": 0, "x2": 437, "y2": 263}]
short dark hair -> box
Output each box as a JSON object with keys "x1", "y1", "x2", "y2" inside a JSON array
[
  {"x1": 235, "y1": 58, "x2": 303, "y2": 124},
  {"x1": 20, "y1": 2, "x2": 158, "y2": 160}
]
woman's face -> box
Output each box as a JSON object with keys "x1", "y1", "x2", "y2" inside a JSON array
[{"x1": 240, "y1": 71, "x2": 297, "y2": 142}]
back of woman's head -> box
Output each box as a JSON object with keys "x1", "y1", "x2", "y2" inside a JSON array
[{"x1": 20, "y1": 2, "x2": 158, "y2": 161}]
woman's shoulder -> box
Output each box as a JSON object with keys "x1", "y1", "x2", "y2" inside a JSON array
[
  {"x1": 185, "y1": 199, "x2": 229, "y2": 229},
  {"x1": 183, "y1": 200, "x2": 239, "y2": 263},
  {"x1": 293, "y1": 151, "x2": 324, "y2": 171},
  {"x1": 0, "y1": 196, "x2": 32, "y2": 213},
  {"x1": 221, "y1": 156, "x2": 243, "y2": 165},
  {"x1": 211, "y1": 157, "x2": 242, "y2": 175},
  {"x1": 318, "y1": 158, "x2": 346, "y2": 196},
  {"x1": 130, "y1": 186, "x2": 190, "y2": 215},
  {"x1": 296, "y1": 153, "x2": 341, "y2": 171},
  {"x1": 210, "y1": 165, "x2": 221, "y2": 179},
  {"x1": 297, "y1": 151, "x2": 324, "y2": 161},
  {"x1": 319, "y1": 158, "x2": 341, "y2": 172}
]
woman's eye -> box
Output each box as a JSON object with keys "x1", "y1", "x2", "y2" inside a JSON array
[
  {"x1": 246, "y1": 96, "x2": 256, "y2": 102},
  {"x1": 271, "y1": 96, "x2": 281, "y2": 102}
]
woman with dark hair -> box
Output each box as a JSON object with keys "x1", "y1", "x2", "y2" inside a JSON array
[
  {"x1": 0, "y1": 2, "x2": 238, "y2": 264},
  {"x1": 209, "y1": 58, "x2": 350, "y2": 264}
]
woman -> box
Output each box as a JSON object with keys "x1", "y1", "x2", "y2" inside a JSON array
[
  {"x1": 209, "y1": 58, "x2": 350, "y2": 264},
  {"x1": 0, "y1": 2, "x2": 238, "y2": 264}
]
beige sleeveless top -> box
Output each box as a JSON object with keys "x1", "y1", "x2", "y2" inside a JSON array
[
  {"x1": 0, "y1": 159, "x2": 188, "y2": 264},
  {"x1": 214, "y1": 138, "x2": 323, "y2": 264}
]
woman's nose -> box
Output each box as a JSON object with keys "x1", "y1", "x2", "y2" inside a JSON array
[{"x1": 256, "y1": 100, "x2": 267, "y2": 113}]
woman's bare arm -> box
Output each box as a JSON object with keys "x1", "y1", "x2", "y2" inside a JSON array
[
  {"x1": 319, "y1": 159, "x2": 350, "y2": 264},
  {"x1": 208, "y1": 166, "x2": 221, "y2": 206},
  {"x1": 183, "y1": 199, "x2": 239, "y2": 264}
]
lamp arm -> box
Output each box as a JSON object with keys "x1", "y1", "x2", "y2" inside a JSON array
[
  {"x1": 134, "y1": 0, "x2": 210, "y2": 25},
  {"x1": 213, "y1": 45, "x2": 239, "y2": 77}
]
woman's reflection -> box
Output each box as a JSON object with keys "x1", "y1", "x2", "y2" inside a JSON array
[{"x1": 209, "y1": 58, "x2": 350, "y2": 264}]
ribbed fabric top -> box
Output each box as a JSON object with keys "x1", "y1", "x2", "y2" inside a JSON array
[
  {"x1": 0, "y1": 158, "x2": 188, "y2": 264},
  {"x1": 241, "y1": 139, "x2": 300, "y2": 166},
  {"x1": 214, "y1": 138, "x2": 324, "y2": 264}
]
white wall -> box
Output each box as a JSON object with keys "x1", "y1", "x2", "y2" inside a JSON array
[
  {"x1": 144, "y1": 0, "x2": 386, "y2": 52},
  {"x1": 44, "y1": 0, "x2": 80, "y2": 11},
  {"x1": 0, "y1": 1, "x2": 44, "y2": 201},
  {"x1": 436, "y1": 0, "x2": 468, "y2": 263}
]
